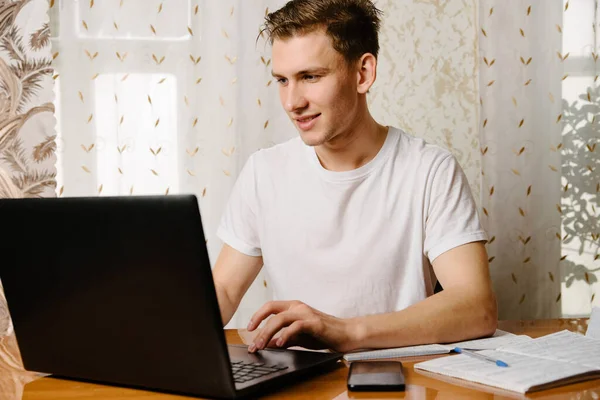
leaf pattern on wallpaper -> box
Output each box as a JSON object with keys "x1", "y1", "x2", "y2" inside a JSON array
[
  {"x1": 1, "y1": 137, "x2": 27, "y2": 173},
  {"x1": 0, "y1": 60, "x2": 53, "y2": 148},
  {"x1": 0, "y1": 1, "x2": 25, "y2": 41},
  {"x1": 0, "y1": 0, "x2": 56, "y2": 197},
  {"x1": 32, "y1": 135, "x2": 56, "y2": 162},
  {"x1": 12, "y1": 168, "x2": 55, "y2": 196},
  {"x1": 29, "y1": 22, "x2": 50, "y2": 50}
]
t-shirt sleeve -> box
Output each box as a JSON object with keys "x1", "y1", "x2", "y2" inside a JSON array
[
  {"x1": 424, "y1": 154, "x2": 487, "y2": 262},
  {"x1": 216, "y1": 154, "x2": 262, "y2": 257}
]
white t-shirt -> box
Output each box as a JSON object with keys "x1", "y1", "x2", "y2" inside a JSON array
[{"x1": 217, "y1": 127, "x2": 487, "y2": 319}]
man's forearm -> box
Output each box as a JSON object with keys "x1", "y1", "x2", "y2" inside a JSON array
[
  {"x1": 347, "y1": 288, "x2": 497, "y2": 351},
  {"x1": 215, "y1": 282, "x2": 237, "y2": 326}
]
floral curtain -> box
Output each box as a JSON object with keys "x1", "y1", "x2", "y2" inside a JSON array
[{"x1": 0, "y1": 0, "x2": 55, "y2": 197}]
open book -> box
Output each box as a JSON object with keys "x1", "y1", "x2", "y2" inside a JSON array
[
  {"x1": 414, "y1": 330, "x2": 600, "y2": 393},
  {"x1": 343, "y1": 330, "x2": 531, "y2": 361}
]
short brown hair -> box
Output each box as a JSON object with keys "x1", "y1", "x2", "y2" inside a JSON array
[{"x1": 262, "y1": 0, "x2": 383, "y2": 64}]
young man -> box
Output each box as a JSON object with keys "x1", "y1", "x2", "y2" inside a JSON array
[{"x1": 213, "y1": 0, "x2": 497, "y2": 353}]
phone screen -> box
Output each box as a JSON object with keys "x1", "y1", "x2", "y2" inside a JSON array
[{"x1": 347, "y1": 361, "x2": 405, "y2": 391}]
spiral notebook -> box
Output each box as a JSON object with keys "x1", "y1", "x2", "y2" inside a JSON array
[
  {"x1": 343, "y1": 329, "x2": 531, "y2": 361},
  {"x1": 414, "y1": 330, "x2": 600, "y2": 394}
]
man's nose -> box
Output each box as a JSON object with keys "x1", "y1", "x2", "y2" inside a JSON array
[{"x1": 284, "y1": 84, "x2": 308, "y2": 112}]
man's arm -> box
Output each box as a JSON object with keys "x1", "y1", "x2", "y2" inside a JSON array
[
  {"x1": 246, "y1": 242, "x2": 497, "y2": 353},
  {"x1": 349, "y1": 241, "x2": 497, "y2": 349},
  {"x1": 212, "y1": 244, "x2": 263, "y2": 326}
]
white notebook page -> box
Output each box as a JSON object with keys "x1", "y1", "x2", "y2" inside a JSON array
[
  {"x1": 415, "y1": 350, "x2": 596, "y2": 394},
  {"x1": 449, "y1": 330, "x2": 531, "y2": 350},
  {"x1": 498, "y1": 330, "x2": 600, "y2": 369}
]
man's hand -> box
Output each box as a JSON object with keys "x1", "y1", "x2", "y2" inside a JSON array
[{"x1": 247, "y1": 301, "x2": 359, "y2": 353}]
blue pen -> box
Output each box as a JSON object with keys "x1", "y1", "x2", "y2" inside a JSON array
[{"x1": 453, "y1": 347, "x2": 509, "y2": 367}]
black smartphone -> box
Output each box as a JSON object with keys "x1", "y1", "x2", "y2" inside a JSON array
[{"x1": 347, "y1": 361, "x2": 405, "y2": 391}]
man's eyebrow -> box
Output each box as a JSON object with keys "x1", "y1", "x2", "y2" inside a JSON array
[{"x1": 271, "y1": 67, "x2": 331, "y2": 78}]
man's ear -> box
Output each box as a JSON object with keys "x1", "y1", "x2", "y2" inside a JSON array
[{"x1": 356, "y1": 53, "x2": 377, "y2": 94}]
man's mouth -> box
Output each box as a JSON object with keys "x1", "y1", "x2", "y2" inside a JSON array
[{"x1": 296, "y1": 114, "x2": 321, "y2": 123}]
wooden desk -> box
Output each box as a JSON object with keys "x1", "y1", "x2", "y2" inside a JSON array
[{"x1": 1, "y1": 319, "x2": 598, "y2": 399}]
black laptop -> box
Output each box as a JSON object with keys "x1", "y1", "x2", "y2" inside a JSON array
[{"x1": 0, "y1": 195, "x2": 342, "y2": 399}]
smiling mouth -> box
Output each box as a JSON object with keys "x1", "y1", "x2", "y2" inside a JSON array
[{"x1": 296, "y1": 114, "x2": 321, "y2": 123}]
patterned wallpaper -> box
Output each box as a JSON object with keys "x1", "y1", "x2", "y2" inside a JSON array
[
  {"x1": 372, "y1": 0, "x2": 480, "y2": 200},
  {"x1": 0, "y1": 0, "x2": 56, "y2": 197}
]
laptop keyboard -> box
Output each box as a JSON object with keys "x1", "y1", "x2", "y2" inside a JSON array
[{"x1": 231, "y1": 360, "x2": 289, "y2": 384}]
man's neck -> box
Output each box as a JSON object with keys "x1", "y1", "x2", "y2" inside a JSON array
[{"x1": 314, "y1": 116, "x2": 389, "y2": 172}]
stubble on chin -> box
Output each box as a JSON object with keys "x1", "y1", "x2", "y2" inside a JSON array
[
  {"x1": 299, "y1": 128, "x2": 337, "y2": 148},
  {"x1": 299, "y1": 133, "x2": 326, "y2": 147}
]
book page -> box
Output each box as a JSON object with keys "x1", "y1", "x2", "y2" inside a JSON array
[
  {"x1": 587, "y1": 307, "x2": 600, "y2": 339},
  {"x1": 415, "y1": 350, "x2": 597, "y2": 394},
  {"x1": 498, "y1": 330, "x2": 600, "y2": 369},
  {"x1": 448, "y1": 329, "x2": 532, "y2": 350}
]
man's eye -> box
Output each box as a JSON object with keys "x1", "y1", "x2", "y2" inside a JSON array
[
  {"x1": 304, "y1": 75, "x2": 318, "y2": 81},
  {"x1": 276, "y1": 78, "x2": 288, "y2": 85}
]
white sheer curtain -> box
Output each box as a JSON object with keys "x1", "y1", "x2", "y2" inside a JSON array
[
  {"x1": 50, "y1": 0, "x2": 295, "y2": 327},
  {"x1": 480, "y1": 0, "x2": 600, "y2": 319}
]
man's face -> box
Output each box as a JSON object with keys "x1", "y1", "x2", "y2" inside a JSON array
[{"x1": 272, "y1": 30, "x2": 359, "y2": 147}]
